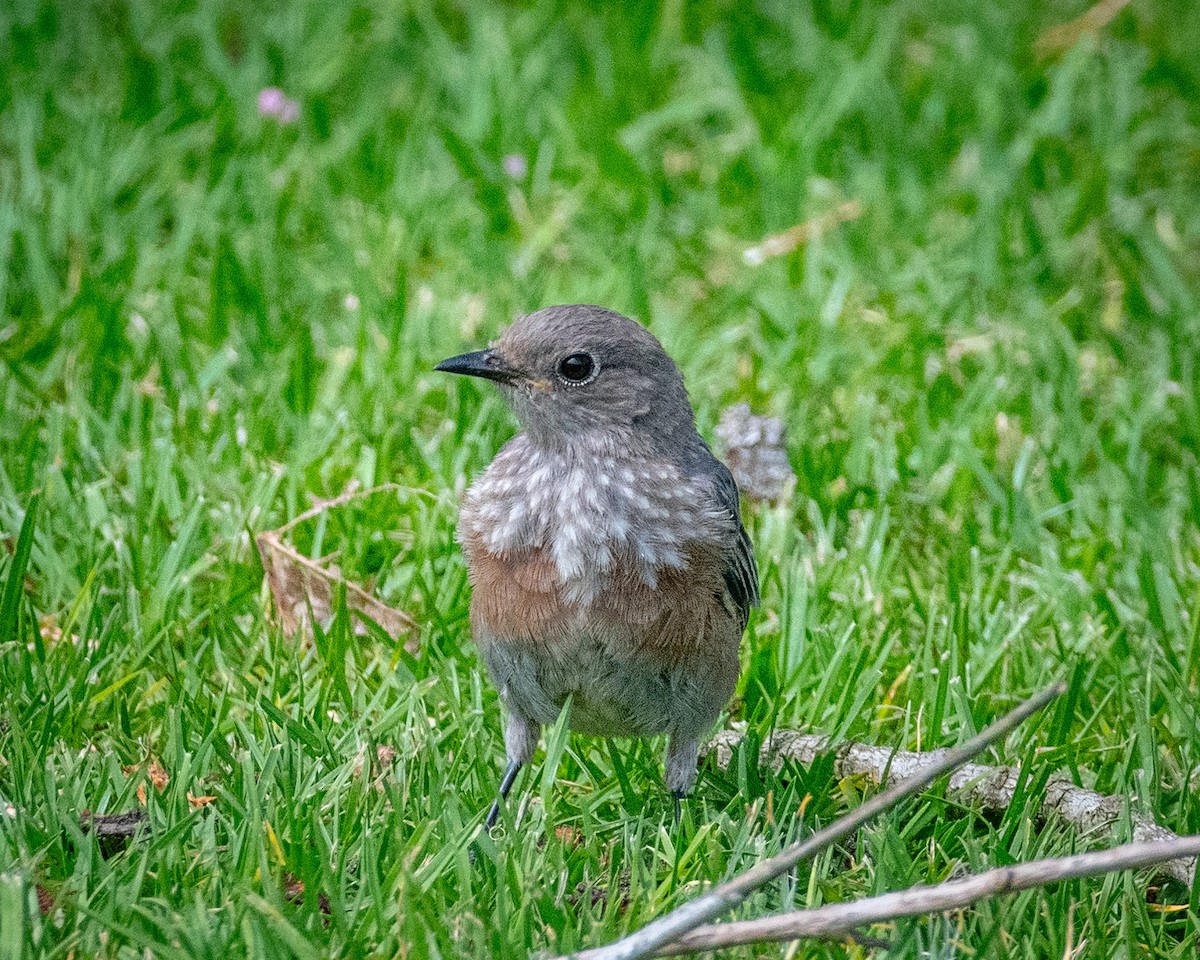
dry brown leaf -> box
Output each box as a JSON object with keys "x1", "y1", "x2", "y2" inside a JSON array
[
  {"x1": 135, "y1": 362, "x2": 164, "y2": 399},
  {"x1": 568, "y1": 871, "x2": 632, "y2": 914},
  {"x1": 555, "y1": 825, "x2": 584, "y2": 848},
  {"x1": 36, "y1": 884, "x2": 54, "y2": 916},
  {"x1": 147, "y1": 760, "x2": 169, "y2": 791},
  {"x1": 187, "y1": 792, "x2": 217, "y2": 808},
  {"x1": 37, "y1": 615, "x2": 82, "y2": 648},
  {"x1": 743, "y1": 200, "x2": 862, "y2": 265},
  {"x1": 662, "y1": 149, "x2": 696, "y2": 176},
  {"x1": 125, "y1": 758, "x2": 170, "y2": 805},
  {"x1": 1035, "y1": 0, "x2": 1130, "y2": 58},
  {"x1": 256, "y1": 530, "x2": 418, "y2": 654},
  {"x1": 283, "y1": 873, "x2": 332, "y2": 914},
  {"x1": 38, "y1": 616, "x2": 62, "y2": 645},
  {"x1": 351, "y1": 743, "x2": 400, "y2": 787},
  {"x1": 283, "y1": 874, "x2": 305, "y2": 902}
]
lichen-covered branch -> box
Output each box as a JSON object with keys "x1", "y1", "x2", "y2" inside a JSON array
[
  {"x1": 564, "y1": 685, "x2": 1063, "y2": 960},
  {"x1": 705, "y1": 729, "x2": 1196, "y2": 887}
]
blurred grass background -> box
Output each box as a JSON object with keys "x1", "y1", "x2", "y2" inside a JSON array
[{"x1": 2, "y1": 0, "x2": 1199, "y2": 956}]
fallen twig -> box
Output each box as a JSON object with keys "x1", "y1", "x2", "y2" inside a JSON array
[
  {"x1": 559, "y1": 683, "x2": 1064, "y2": 960},
  {"x1": 80, "y1": 809, "x2": 148, "y2": 838},
  {"x1": 274, "y1": 481, "x2": 442, "y2": 537},
  {"x1": 714, "y1": 404, "x2": 794, "y2": 503},
  {"x1": 742, "y1": 200, "x2": 862, "y2": 265},
  {"x1": 649, "y1": 835, "x2": 1200, "y2": 956},
  {"x1": 79, "y1": 810, "x2": 149, "y2": 858},
  {"x1": 1034, "y1": 0, "x2": 1130, "y2": 58},
  {"x1": 704, "y1": 730, "x2": 1197, "y2": 888}
]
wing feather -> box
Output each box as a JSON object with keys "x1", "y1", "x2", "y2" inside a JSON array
[{"x1": 694, "y1": 454, "x2": 759, "y2": 626}]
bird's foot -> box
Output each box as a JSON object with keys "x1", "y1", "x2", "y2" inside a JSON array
[{"x1": 470, "y1": 759, "x2": 523, "y2": 865}]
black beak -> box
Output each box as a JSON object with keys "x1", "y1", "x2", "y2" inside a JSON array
[{"x1": 434, "y1": 349, "x2": 522, "y2": 385}]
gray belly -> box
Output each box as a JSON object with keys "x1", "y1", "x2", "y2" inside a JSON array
[{"x1": 481, "y1": 629, "x2": 734, "y2": 740}]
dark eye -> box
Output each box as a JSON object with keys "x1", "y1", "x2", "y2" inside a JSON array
[{"x1": 556, "y1": 352, "x2": 597, "y2": 384}]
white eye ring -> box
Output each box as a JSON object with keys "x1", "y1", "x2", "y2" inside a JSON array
[{"x1": 556, "y1": 352, "x2": 599, "y2": 386}]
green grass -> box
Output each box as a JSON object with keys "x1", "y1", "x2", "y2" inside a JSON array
[{"x1": 2, "y1": 0, "x2": 1199, "y2": 956}]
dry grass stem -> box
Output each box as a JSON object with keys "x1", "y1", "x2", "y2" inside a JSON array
[
  {"x1": 743, "y1": 200, "x2": 863, "y2": 265},
  {"x1": 1034, "y1": 0, "x2": 1131, "y2": 57}
]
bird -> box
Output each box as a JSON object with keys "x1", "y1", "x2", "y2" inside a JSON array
[{"x1": 436, "y1": 304, "x2": 758, "y2": 830}]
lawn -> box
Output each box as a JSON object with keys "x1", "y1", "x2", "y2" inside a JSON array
[{"x1": 2, "y1": 0, "x2": 1199, "y2": 957}]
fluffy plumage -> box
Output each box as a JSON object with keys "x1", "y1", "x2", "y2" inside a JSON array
[{"x1": 440, "y1": 304, "x2": 758, "y2": 814}]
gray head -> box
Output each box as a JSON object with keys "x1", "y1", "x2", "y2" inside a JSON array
[{"x1": 436, "y1": 305, "x2": 698, "y2": 453}]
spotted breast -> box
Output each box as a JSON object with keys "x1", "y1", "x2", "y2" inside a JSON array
[{"x1": 459, "y1": 435, "x2": 745, "y2": 744}]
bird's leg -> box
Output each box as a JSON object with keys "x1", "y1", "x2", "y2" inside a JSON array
[
  {"x1": 482, "y1": 709, "x2": 540, "y2": 833},
  {"x1": 665, "y1": 733, "x2": 700, "y2": 824},
  {"x1": 484, "y1": 759, "x2": 523, "y2": 832}
]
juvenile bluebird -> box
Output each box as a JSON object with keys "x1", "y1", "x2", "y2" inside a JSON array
[{"x1": 437, "y1": 305, "x2": 758, "y2": 829}]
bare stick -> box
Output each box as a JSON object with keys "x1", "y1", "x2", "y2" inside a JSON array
[
  {"x1": 1034, "y1": 0, "x2": 1131, "y2": 58},
  {"x1": 743, "y1": 200, "x2": 863, "y2": 265},
  {"x1": 275, "y1": 481, "x2": 442, "y2": 535},
  {"x1": 705, "y1": 731, "x2": 1197, "y2": 887},
  {"x1": 650, "y1": 835, "x2": 1200, "y2": 956},
  {"x1": 560, "y1": 683, "x2": 1065, "y2": 960}
]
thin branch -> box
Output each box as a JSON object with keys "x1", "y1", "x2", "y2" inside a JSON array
[
  {"x1": 704, "y1": 731, "x2": 1197, "y2": 887},
  {"x1": 652, "y1": 835, "x2": 1200, "y2": 956},
  {"x1": 275, "y1": 481, "x2": 441, "y2": 536},
  {"x1": 559, "y1": 683, "x2": 1064, "y2": 960},
  {"x1": 742, "y1": 200, "x2": 863, "y2": 265},
  {"x1": 1034, "y1": 0, "x2": 1131, "y2": 58}
]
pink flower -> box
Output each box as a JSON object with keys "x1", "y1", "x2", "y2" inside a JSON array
[
  {"x1": 258, "y1": 87, "x2": 300, "y2": 124},
  {"x1": 502, "y1": 154, "x2": 528, "y2": 178},
  {"x1": 258, "y1": 87, "x2": 284, "y2": 115}
]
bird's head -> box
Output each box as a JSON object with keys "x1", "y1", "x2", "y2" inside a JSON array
[{"x1": 437, "y1": 305, "x2": 698, "y2": 453}]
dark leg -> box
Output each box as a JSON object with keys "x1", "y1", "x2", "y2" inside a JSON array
[
  {"x1": 672, "y1": 789, "x2": 685, "y2": 825},
  {"x1": 475, "y1": 710, "x2": 538, "y2": 860},
  {"x1": 483, "y1": 759, "x2": 523, "y2": 833}
]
